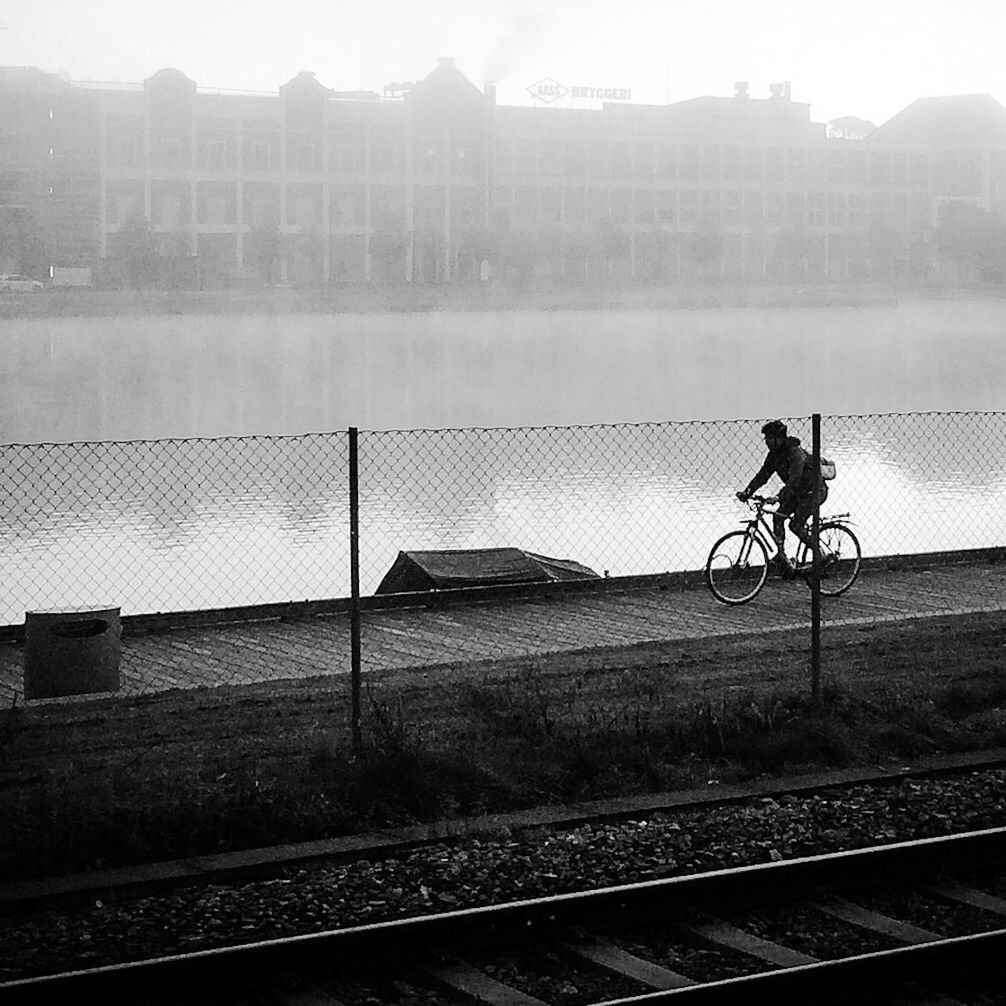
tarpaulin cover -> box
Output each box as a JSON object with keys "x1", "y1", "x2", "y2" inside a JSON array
[{"x1": 375, "y1": 548, "x2": 601, "y2": 594}]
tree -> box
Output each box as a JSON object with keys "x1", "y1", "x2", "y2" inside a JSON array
[{"x1": 827, "y1": 116, "x2": 876, "y2": 140}]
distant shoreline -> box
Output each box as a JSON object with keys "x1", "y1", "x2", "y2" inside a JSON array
[{"x1": 0, "y1": 281, "x2": 943, "y2": 319}]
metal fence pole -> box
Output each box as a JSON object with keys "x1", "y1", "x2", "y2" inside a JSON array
[
  {"x1": 810, "y1": 413, "x2": 822, "y2": 707},
  {"x1": 348, "y1": 426, "x2": 362, "y2": 756}
]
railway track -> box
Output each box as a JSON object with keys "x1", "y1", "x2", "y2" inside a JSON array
[{"x1": 3, "y1": 827, "x2": 1005, "y2": 1005}]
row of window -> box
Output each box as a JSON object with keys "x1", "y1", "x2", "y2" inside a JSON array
[
  {"x1": 92, "y1": 131, "x2": 988, "y2": 192},
  {"x1": 103, "y1": 181, "x2": 934, "y2": 231}
]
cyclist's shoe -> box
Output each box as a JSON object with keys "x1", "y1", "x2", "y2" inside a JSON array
[{"x1": 774, "y1": 557, "x2": 797, "y2": 580}]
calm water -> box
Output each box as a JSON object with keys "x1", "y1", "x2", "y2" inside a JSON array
[{"x1": 2, "y1": 300, "x2": 1005, "y2": 623}]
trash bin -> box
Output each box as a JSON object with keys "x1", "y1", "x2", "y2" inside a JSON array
[{"x1": 23, "y1": 606, "x2": 121, "y2": 700}]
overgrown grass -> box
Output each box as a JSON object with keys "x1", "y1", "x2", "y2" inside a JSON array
[{"x1": 3, "y1": 616, "x2": 1005, "y2": 880}]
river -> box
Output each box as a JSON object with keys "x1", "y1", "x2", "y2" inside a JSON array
[{"x1": 2, "y1": 298, "x2": 1005, "y2": 623}]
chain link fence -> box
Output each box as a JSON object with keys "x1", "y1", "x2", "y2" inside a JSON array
[{"x1": 1, "y1": 413, "x2": 1004, "y2": 701}]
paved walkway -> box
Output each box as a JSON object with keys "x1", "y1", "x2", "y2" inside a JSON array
[{"x1": 2, "y1": 561, "x2": 1004, "y2": 705}]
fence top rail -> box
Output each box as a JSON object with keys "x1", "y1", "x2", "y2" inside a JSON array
[{"x1": 3, "y1": 410, "x2": 1004, "y2": 448}]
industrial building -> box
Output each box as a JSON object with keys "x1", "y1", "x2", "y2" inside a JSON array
[{"x1": 1, "y1": 57, "x2": 1004, "y2": 287}]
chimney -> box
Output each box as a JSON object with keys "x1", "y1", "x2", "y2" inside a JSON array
[
  {"x1": 484, "y1": 82, "x2": 497, "y2": 106},
  {"x1": 769, "y1": 81, "x2": 792, "y2": 101},
  {"x1": 734, "y1": 81, "x2": 749, "y2": 99}
]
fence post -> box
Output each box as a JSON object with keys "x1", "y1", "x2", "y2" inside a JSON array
[
  {"x1": 348, "y1": 426, "x2": 362, "y2": 756},
  {"x1": 810, "y1": 413, "x2": 822, "y2": 707}
]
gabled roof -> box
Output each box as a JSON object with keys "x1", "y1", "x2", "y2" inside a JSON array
[
  {"x1": 870, "y1": 94, "x2": 1006, "y2": 146},
  {"x1": 406, "y1": 57, "x2": 484, "y2": 110}
]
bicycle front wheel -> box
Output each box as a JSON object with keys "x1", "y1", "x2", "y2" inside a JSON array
[
  {"x1": 798, "y1": 523, "x2": 862, "y2": 596},
  {"x1": 706, "y1": 530, "x2": 769, "y2": 605}
]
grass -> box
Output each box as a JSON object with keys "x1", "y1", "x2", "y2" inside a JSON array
[{"x1": 1, "y1": 611, "x2": 1005, "y2": 880}]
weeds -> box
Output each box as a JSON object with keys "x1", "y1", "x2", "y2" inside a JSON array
[{"x1": 5, "y1": 619, "x2": 1006, "y2": 881}]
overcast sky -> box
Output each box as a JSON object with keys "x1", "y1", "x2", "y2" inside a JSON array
[{"x1": 4, "y1": 0, "x2": 1006, "y2": 126}]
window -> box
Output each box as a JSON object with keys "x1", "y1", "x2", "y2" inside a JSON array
[
  {"x1": 808, "y1": 192, "x2": 826, "y2": 226},
  {"x1": 563, "y1": 141, "x2": 585, "y2": 178},
  {"x1": 156, "y1": 195, "x2": 182, "y2": 228},
  {"x1": 295, "y1": 196, "x2": 316, "y2": 226},
  {"x1": 722, "y1": 190, "x2": 740, "y2": 225},
  {"x1": 679, "y1": 146, "x2": 699, "y2": 181},
  {"x1": 160, "y1": 138, "x2": 181, "y2": 168},
  {"x1": 118, "y1": 137, "x2": 140, "y2": 166},
  {"x1": 250, "y1": 198, "x2": 276, "y2": 227},
  {"x1": 563, "y1": 187, "x2": 585, "y2": 224},
  {"x1": 827, "y1": 193, "x2": 846, "y2": 227},
  {"x1": 206, "y1": 196, "x2": 228, "y2": 226},
  {"x1": 656, "y1": 145, "x2": 676, "y2": 179},
  {"x1": 540, "y1": 186, "x2": 560, "y2": 224},
  {"x1": 678, "y1": 188, "x2": 698, "y2": 224},
  {"x1": 654, "y1": 188, "x2": 676, "y2": 223},
  {"x1": 208, "y1": 140, "x2": 228, "y2": 169},
  {"x1": 786, "y1": 148, "x2": 804, "y2": 183},
  {"x1": 540, "y1": 140, "x2": 562, "y2": 176},
  {"x1": 610, "y1": 188, "x2": 631, "y2": 223},
  {"x1": 514, "y1": 186, "x2": 536, "y2": 222},
  {"x1": 827, "y1": 149, "x2": 845, "y2": 184},
  {"x1": 611, "y1": 143, "x2": 632, "y2": 179},
  {"x1": 296, "y1": 144, "x2": 317, "y2": 171},
  {"x1": 633, "y1": 188, "x2": 654, "y2": 224},
  {"x1": 252, "y1": 142, "x2": 271, "y2": 171},
  {"x1": 722, "y1": 147, "x2": 742, "y2": 181},
  {"x1": 633, "y1": 143, "x2": 654, "y2": 179},
  {"x1": 744, "y1": 146, "x2": 764, "y2": 182},
  {"x1": 116, "y1": 195, "x2": 140, "y2": 224},
  {"x1": 765, "y1": 148, "x2": 783, "y2": 183}
]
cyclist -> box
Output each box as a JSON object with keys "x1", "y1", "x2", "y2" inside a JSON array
[{"x1": 736, "y1": 419, "x2": 829, "y2": 579}]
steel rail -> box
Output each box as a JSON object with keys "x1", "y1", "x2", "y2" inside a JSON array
[
  {"x1": 594, "y1": 929, "x2": 1006, "y2": 1004},
  {"x1": 2, "y1": 827, "x2": 1004, "y2": 1005}
]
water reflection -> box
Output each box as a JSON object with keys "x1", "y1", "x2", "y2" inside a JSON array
[{"x1": 3, "y1": 413, "x2": 1004, "y2": 623}]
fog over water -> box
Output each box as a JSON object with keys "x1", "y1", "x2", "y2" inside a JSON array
[{"x1": 4, "y1": 298, "x2": 1006, "y2": 442}]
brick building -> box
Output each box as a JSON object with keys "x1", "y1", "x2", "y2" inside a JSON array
[{"x1": 1, "y1": 57, "x2": 1005, "y2": 286}]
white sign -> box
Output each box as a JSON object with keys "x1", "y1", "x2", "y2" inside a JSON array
[{"x1": 526, "y1": 77, "x2": 631, "y2": 104}]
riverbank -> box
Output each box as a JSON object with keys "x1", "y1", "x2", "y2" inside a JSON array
[
  {"x1": 2, "y1": 609, "x2": 1004, "y2": 880},
  {"x1": 0, "y1": 281, "x2": 914, "y2": 319}
]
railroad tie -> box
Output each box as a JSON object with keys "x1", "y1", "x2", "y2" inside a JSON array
[
  {"x1": 682, "y1": 918, "x2": 819, "y2": 967},
  {"x1": 269, "y1": 980, "x2": 349, "y2": 1006},
  {"x1": 811, "y1": 896, "x2": 943, "y2": 943},
  {"x1": 559, "y1": 936, "x2": 697, "y2": 989},
  {"x1": 919, "y1": 881, "x2": 1006, "y2": 917},
  {"x1": 426, "y1": 960, "x2": 550, "y2": 1006}
]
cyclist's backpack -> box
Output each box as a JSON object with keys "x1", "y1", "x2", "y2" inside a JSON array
[{"x1": 820, "y1": 456, "x2": 837, "y2": 480}]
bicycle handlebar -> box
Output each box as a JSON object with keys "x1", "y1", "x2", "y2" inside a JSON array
[{"x1": 736, "y1": 492, "x2": 778, "y2": 507}]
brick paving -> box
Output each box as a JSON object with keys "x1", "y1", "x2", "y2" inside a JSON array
[{"x1": 2, "y1": 561, "x2": 1004, "y2": 706}]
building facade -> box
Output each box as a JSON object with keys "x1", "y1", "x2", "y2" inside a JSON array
[{"x1": 2, "y1": 58, "x2": 1005, "y2": 286}]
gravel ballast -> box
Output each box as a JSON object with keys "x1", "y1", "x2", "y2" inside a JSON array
[{"x1": 2, "y1": 768, "x2": 1004, "y2": 983}]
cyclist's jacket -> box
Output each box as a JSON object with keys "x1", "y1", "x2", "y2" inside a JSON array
[{"x1": 744, "y1": 436, "x2": 822, "y2": 507}]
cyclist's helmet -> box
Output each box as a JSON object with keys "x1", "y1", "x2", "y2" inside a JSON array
[{"x1": 761, "y1": 419, "x2": 787, "y2": 437}]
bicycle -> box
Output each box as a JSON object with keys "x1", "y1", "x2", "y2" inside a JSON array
[{"x1": 705, "y1": 494, "x2": 862, "y2": 605}]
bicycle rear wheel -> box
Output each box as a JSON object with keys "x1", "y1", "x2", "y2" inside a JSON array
[
  {"x1": 798, "y1": 523, "x2": 862, "y2": 596},
  {"x1": 706, "y1": 530, "x2": 769, "y2": 604}
]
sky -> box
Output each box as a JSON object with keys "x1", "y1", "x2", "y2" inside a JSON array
[{"x1": 4, "y1": 0, "x2": 1006, "y2": 127}]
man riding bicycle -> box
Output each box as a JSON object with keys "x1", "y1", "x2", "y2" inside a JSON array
[{"x1": 736, "y1": 420, "x2": 828, "y2": 579}]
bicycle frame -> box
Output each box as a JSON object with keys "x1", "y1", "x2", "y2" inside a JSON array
[{"x1": 737, "y1": 497, "x2": 784, "y2": 561}]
